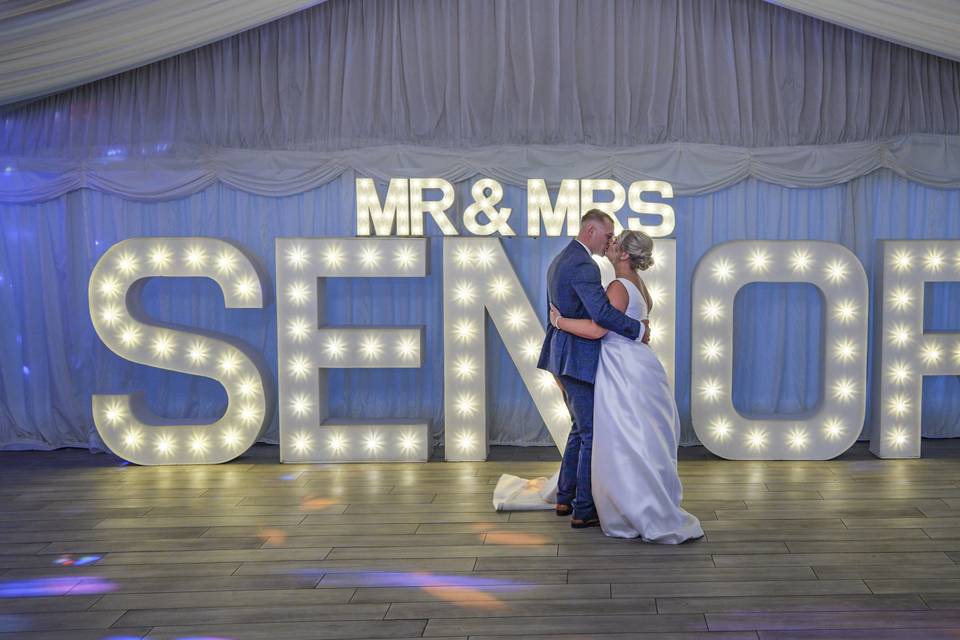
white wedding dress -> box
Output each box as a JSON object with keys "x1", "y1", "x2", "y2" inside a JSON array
[
  {"x1": 493, "y1": 277, "x2": 703, "y2": 544},
  {"x1": 591, "y1": 277, "x2": 703, "y2": 543}
]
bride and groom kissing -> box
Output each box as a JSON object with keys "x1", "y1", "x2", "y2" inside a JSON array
[{"x1": 497, "y1": 209, "x2": 703, "y2": 544}]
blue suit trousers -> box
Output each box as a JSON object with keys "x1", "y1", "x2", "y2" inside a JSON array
[{"x1": 556, "y1": 375, "x2": 597, "y2": 520}]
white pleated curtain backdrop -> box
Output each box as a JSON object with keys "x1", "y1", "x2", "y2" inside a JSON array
[
  {"x1": 1, "y1": 0, "x2": 959, "y2": 450},
  {"x1": 1, "y1": 171, "x2": 959, "y2": 451}
]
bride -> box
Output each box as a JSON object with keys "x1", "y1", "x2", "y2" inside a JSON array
[{"x1": 494, "y1": 230, "x2": 703, "y2": 544}]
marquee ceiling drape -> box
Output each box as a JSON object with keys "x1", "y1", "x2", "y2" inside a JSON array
[
  {"x1": 0, "y1": 0, "x2": 326, "y2": 108},
  {"x1": 1, "y1": 0, "x2": 958, "y2": 203},
  {"x1": 765, "y1": 0, "x2": 960, "y2": 63},
  {"x1": 1, "y1": 0, "x2": 958, "y2": 110},
  {"x1": 3, "y1": 0, "x2": 960, "y2": 151}
]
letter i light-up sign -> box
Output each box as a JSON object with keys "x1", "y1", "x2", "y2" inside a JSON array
[{"x1": 275, "y1": 238, "x2": 430, "y2": 463}]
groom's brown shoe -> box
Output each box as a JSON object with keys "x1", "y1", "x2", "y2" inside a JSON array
[
  {"x1": 555, "y1": 504, "x2": 572, "y2": 517},
  {"x1": 570, "y1": 516, "x2": 600, "y2": 529}
]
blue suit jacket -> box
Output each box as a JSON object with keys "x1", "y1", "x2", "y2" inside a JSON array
[{"x1": 537, "y1": 240, "x2": 643, "y2": 384}]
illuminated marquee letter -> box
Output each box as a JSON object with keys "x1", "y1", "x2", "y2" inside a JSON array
[
  {"x1": 410, "y1": 178, "x2": 457, "y2": 235},
  {"x1": 443, "y1": 238, "x2": 572, "y2": 461},
  {"x1": 463, "y1": 178, "x2": 515, "y2": 236},
  {"x1": 89, "y1": 238, "x2": 270, "y2": 465},
  {"x1": 526, "y1": 179, "x2": 581, "y2": 236},
  {"x1": 276, "y1": 237, "x2": 429, "y2": 463},
  {"x1": 356, "y1": 178, "x2": 411, "y2": 236},
  {"x1": 581, "y1": 179, "x2": 626, "y2": 232},
  {"x1": 627, "y1": 180, "x2": 676, "y2": 238},
  {"x1": 871, "y1": 240, "x2": 960, "y2": 458},
  {"x1": 691, "y1": 241, "x2": 869, "y2": 459}
]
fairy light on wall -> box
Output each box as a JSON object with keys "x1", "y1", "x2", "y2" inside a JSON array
[
  {"x1": 443, "y1": 238, "x2": 573, "y2": 461},
  {"x1": 275, "y1": 238, "x2": 429, "y2": 463},
  {"x1": 690, "y1": 241, "x2": 869, "y2": 460},
  {"x1": 89, "y1": 238, "x2": 270, "y2": 465},
  {"x1": 870, "y1": 240, "x2": 960, "y2": 458}
]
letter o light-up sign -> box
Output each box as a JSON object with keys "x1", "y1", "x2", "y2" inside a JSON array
[
  {"x1": 275, "y1": 238, "x2": 430, "y2": 463},
  {"x1": 871, "y1": 240, "x2": 960, "y2": 459},
  {"x1": 89, "y1": 238, "x2": 270, "y2": 465},
  {"x1": 691, "y1": 241, "x2": 869, "y2": 459}
]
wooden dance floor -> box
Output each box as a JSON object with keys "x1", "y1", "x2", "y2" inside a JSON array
[{"x1": 3, "y1": 442, "x2": 960, "y2": 639}]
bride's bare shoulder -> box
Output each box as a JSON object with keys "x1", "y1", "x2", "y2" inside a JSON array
[{"x1": 605, "y1": 279, "x2": 629, "y2": 312}]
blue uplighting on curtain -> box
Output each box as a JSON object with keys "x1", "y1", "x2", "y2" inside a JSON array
[{"x1": 0, "y1": 169, "x2": 958, "y2": 450}]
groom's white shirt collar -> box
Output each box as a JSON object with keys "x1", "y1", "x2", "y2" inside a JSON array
[{"x1": 574, "y1": 239, "x2": 592, "y2": 256}]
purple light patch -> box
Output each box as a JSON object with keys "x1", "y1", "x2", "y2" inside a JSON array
[
  {"x1": 316, "y1": 570, "x2": 526, "y2": 589},
  {"x1": 0, "y1": 578, "x2": 75, "y2": 597},
  {"x1": 0, "y1": 577, "x2": 113, "y2": 598},
  {"x1": 74, "y1": 555, "x2": 101, "y2": 566},
  {"x1": 67, "y1": 576, "x2": 116, "y2": 595},
  {"x1": 21, "y1": 366, "x2": 29, "y2": 376}
]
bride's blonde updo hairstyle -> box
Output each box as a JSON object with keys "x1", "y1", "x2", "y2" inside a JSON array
[{"x1": 617, "y1": 230, "x2": 655, "y2": 271}]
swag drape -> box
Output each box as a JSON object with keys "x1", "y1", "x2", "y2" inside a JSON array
[{"x1": 2, "y1": 135, "x2": 960, "y2": 204}]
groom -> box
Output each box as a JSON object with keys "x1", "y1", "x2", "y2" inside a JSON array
[{"x1": 537, "y1": 210, "x2": 647, "y2": 528}]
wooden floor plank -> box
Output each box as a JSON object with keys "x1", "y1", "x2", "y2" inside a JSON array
[
  {"x1": 116, "y1": 602, "x2": 391, "y2": 627},
  {"x1": 91, "y1": 587, "x2": 357, "y2": 610},
  {"x1": 422, "y1": 613, "x2": 708, "y2": 636},
  {"x1": 384, "y1": 596, "x2": 657, "y2": 619},
  {"x1": 144, "y1": 620, "x2": 429, "y2": 639},
  {"x1": 656, "y1": 594, "x2": 926, "y2": 613}
]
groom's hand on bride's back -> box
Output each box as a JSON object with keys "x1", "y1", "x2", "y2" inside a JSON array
[{"x1": 640, "y1": 321, "x2": 651, "y2": 344}]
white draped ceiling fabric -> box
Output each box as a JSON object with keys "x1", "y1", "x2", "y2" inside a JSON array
[
  {"x1": 0, "y1": 0, "x2": 327, "y2": 108},
  {"x1": 1, "y1": 0, "x2": 958, "y2": 108},
  {"x1": 0, "y1": 0, "x2": 959, "y2": 450},
  {"x1": 765, "y1": 0, "x2": 960, "y2": 63}
]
